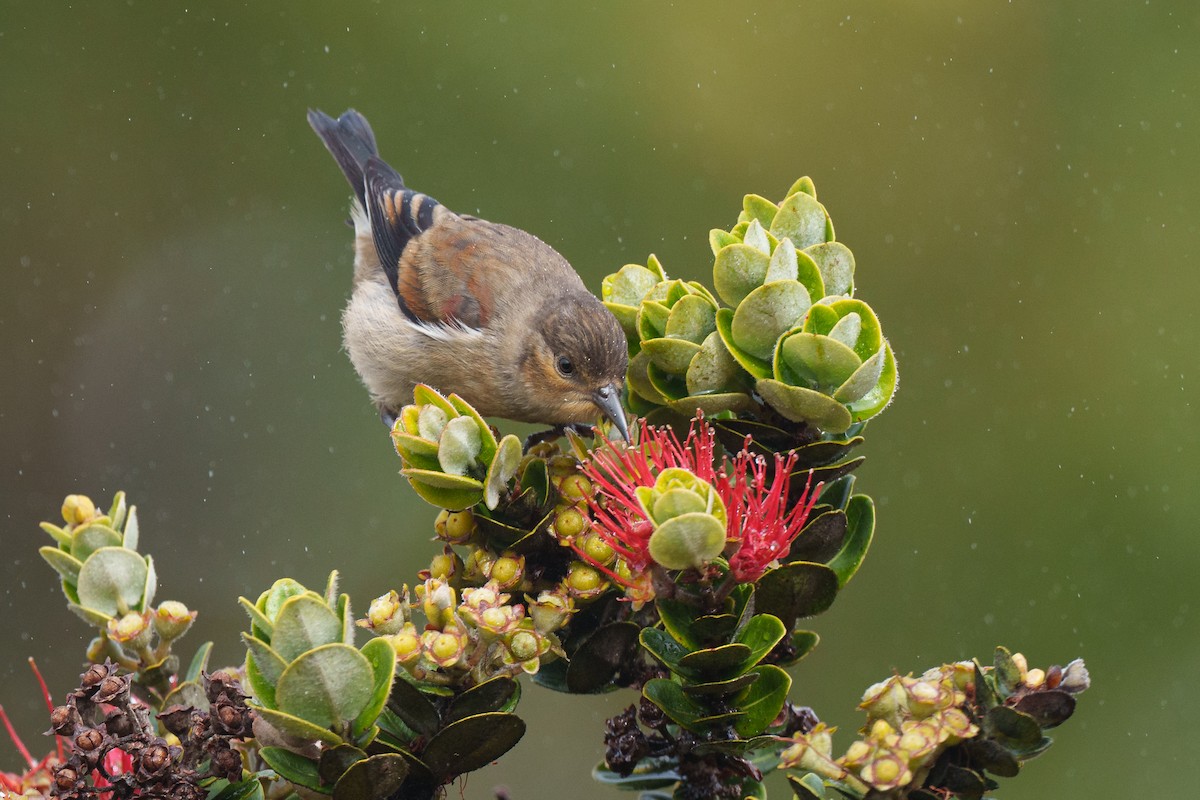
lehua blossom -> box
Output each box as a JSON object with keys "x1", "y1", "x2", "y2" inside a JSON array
[{"x1": 579, "y1": 417, "x2": 822, "y2": 590}]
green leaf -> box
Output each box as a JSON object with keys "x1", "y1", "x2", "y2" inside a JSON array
[
  {"x1": 648, "y1": 512, "x2": 726, "y2": 570},
  {"x1": 76, "y1": 546, "x2": 148, "y2": 617},
  {"x1": 271, "y1": 594, "x2": 344, "y2": 662},
  {"x1": 985, "y1": 706, "x2": 1043, "y2": 749},
  {"x1": 804, "y1": 242, "x2": 855, "y2": 297},
  {"x1": 710, "y1": 228, "x2": 739, "y2": 255},
  {"x1": 259, "y1": 746, "x2": 328, "y2": 792},
  {"x1": 566, "y1": 621, "x2": 640, "y2": 693},
  {"x1": 252, "y1": 704, "x2": 345, "y2": 746},
  {"x1": 1014, "y1": 689, "x2": 1076, "y2": 729},
  {"x1": 655, "y1": 600, "x2": 702, "y2": 650},
  {"x1": 643, "y1": 678, "x2": 739, "y2": 733},
  {"x1": 390, "y1": 432, "x2": 441, "y2": 472},
  {"x1": 386, "y1": 676, "x2": 442, "y2": 737},
  {"x1": 207, "y1": 777, "x2": 265, "y2": 800},
  {"x1": 755, "y1": 561, "x2": 840, "y2": 629},
  {"x1": 665, "y1": 294, "x2": 718, "y2": 344},
  {"x1": 639, "y1": 627, "x2": 692, "y2": 675},
  {"x1": 275, "y1": 643, "x2": 375, "y2": 728},
  {"x1": 642, "y1": 337, "x2": 703, "y2": 375},
  {"x1": 352, "y1": 637, "x2": 398, "y2": 739},
  {"x1": 604, "y1": 263, "x2": 660, "y2": 306},
  {"x1": 445, "y1": 676, "x2": 521, "y2": 723},
  {"x1": 770, "y1": 191, "x2": 828, "y2": 250},
  {"x1": 140, "y1": 555, "x2": 157, "y2": 611},
  {"x1": 592, "y1": 756, "x2": 680, "y2": 790},
  {"x1": 786, "y1": 177, "x2": 818, "y2": 200},
  {"x1": 258, "y1": 579, "x2": 309, "y2": 624},
  {"x1": 677, "y1": 643, "x2": 754, "y2": 681},
  {"x1": 716, "y1": 307, "x2": 772, "y2": 379},
  {"x1": 826, "y1": 299, "x2": 882, "y2": 359},
  {"x1": 319, "y1": 743, "x2": 368, "y2": 786},
  {"x1": 161, "y1": 680, "x2": 207, "y2": 713},
  {"x1": 400, "y1": 468, "x2": 485, "y2": 511},
  {"x1": 734, "y1": 614, "x2": 787, "y2": 670},
  {"x1": 787, "y1": 773, "x2": 825, "y2": 800},
  {"x1": 681, "y1": 672, "x2": 760, "y2": 697},
  {"x1": 71, "y1": 523, "x2": 122, "y2": 561},
  {"x1": 731, "y1": 281, "x2": 812, "y2": 360},
  {"x1": 755, "y1": 379, "x2": 853, "y2": 433},
  {"x1": 483, "y1": 434, "x2": 522, "y2": 510},
  {"x1": 733, "y1": 664, "x2": 791, "y2": 737},
  {"x1": 845, "y1": 341, "x2": 897, "y2": 423},
  {"x1": 825, "y1": 495, "x2": 874, "y2": 587},
  {"x1": 420, "y1": 712, "x2": 526, "y2": 781},
  {"x1": 638, "y1": 298, "x2": 672, "y2": 340},
  {"x1": 184, "y1": 641, "x2": 213, "y2": 683},
  {"x1": 238, "y1": 597, "x2": 275, "y2": 641},
  {"x1": 993, "y1": 646, "x2": 1023, "y2": 698},
  {"x1": 332, "y1": 754, "x2": 409, "y2": 800},
  {"x1": 714, "y1": 243, "x2": 771, "y2": 306},
  {"x1": 39, "y1": 546, "x2": 84, "y2": 586},
  {"x1": 684, "y1": 330, "x2": 744, "y2": 396},
  {"x1": 40, "y1": 522, "x2": 72, "y2": 547},
  {"x1": 244, "y1": 643, "x2": 276, "y2": 708},
  {"x1": 780, "y1": 333, "x2": 862, "y2": 394},
  {"x1": 412, "y1": 384, "x2": 457, "y2": 417},
  {"x1": 743, "y1": 194, "x2": 779, "y2": 229}
]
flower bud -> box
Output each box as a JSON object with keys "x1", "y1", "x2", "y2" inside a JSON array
[
  {"x1": 557, "y1": 473, "x2": 593, "y2": 504},
  {"x1": 507, "y1": 630, "x2": 541, "y2": 663},
  {"x1": 859, "y1": 751, "x2": 911, "y2": 791},
  {"x1": 581, "y1": 533, "x2": 615, "y2": 566},
  {"x1": 153, "y1": 601, "x2": 197, "y2": 641},
  {"x1": 428, "y1": 550, "x2": 462, "y2": 581},
  {"x1": 108, "y1": 611, "x2": 154, "y2": 648},
  {"x1": 388, "y1": 623, "x2": 423, "y2": 667},
  {"x1": 421, "y1": 624, "x2": 468, "y2": 669},
  {"x1": 360, "y1": 589, "x2": 410, "y2": 635},
  {"x1": 1025, "y1": 667, "x2": 1046, "y2": 689},
  {"x1": 552, "y1": 506, "x2": 588, "y2": 540},
  {"x1": 434, "y1": 509, "x2": 476, "y2": 545},
  {"x1": 526, "y1": 589, "x2": 576, "y2": 634},
  {"x1": 61, "y1": 494, "x2": 96, "y2": 526},
  {"x1": 564, "y1": 562, "x2": 608, "y2": 601},
  {"x1": 416, "y1": 578, "x2": 457, "y2": 630},
  {"x1": 1011, "y1": 652, "x2": 1029, "y2": 678},
  {"x1": 1060, "y1": 658, "x2": 1090, "y2": 693},
  {"x1": 486, "y1": 552, "x2": 525, "y2": 591}
]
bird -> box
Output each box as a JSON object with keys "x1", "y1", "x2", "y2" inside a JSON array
[{"x1": 307, "y1": 108, "x2": 630, "y2": 442}]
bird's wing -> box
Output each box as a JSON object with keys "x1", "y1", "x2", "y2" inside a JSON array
[{"x1": 364, "y1": 157, "x2": 506, "y2": 330}]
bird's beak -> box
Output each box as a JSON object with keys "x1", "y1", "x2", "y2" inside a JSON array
[{"x1": 593, "y1": 383, "x2": 630, "y2": 442}]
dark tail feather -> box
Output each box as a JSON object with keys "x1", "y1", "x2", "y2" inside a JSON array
[{"x1": 307, "y1": 108, "x2": 391, "y2": 206}]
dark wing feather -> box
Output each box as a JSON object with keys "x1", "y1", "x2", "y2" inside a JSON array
[{"x1": 307, "y1": 108, "x2": 380, "y2": 207}]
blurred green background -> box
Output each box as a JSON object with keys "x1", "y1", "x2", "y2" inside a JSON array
[{"x1": 2, "y1": 2, "x2": 1195, "y2": 796}]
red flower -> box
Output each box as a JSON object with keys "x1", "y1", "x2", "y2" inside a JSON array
[{"x1": 580, "y1": 418, "x2": 822, "y2": 587}]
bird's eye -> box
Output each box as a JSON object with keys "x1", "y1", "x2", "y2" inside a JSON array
[{"x1": 556, "y1": 356, "x2": 575, "y2": 377}]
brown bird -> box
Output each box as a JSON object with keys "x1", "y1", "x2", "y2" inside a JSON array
[{"x1": 308, "y1": 108, "x2": 629, "y2": 441}]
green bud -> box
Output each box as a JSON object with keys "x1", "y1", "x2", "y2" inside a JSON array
[{"x1": 153, "y1": 601, "x2": 196, "y2": 641}]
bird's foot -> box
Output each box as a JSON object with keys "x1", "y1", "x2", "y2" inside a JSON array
[{"x1": 522, "y1": 423, "x2": 595, "y2": 452}]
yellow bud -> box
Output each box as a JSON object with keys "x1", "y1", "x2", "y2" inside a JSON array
[
  {"x1": 61, "y1": 494, "x2": 96, "y2": 526},
  {"x1": 581, "y1": 533, "x2": 615, "y2": 566},
  {"x1": 558, "y1": 474, "x2": 593, "y2": 503},
  {"x1": 553, "y1": 507, "x2": 588, "y2": 540},
  {"x1": 435, "y1": 509, "x2": 476, "y2": 544},
  {"x1": 1025, "y1": 668, "x2": 1046, "y2": 688}
]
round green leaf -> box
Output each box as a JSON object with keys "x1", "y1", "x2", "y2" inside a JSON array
[
  {"x1": 333, "y1": 753, "x2": 409, "y2": 800},
  {"x1": 827, "y1": 298, "x2": 882, "y2": 359},
  {"x1": 714, "y1": 243, "x2": 771, "y2": 306},
  {"x1": 420, "y1": 713, "x2": 526, "y2": 781},
  {"x1": 733, "y1": 664, "x2": 792, "y2": 738},
  {"x1": 804, "y1": 242, "x2": 855, "y2": 297},
  {"x1": 742, "y1": 193, "x2": 779, "y2": 229},
  {"x1": 648, "y1": 513, "x2": 726, "y2": 571},
  {"x1": 627, "y1": 349, "x2": 669, "y2": 406},
  {"x1": 603, "y1": 263, "x2": 659, "y2": 306},
  {"x1": 642, "y1": 337, "x2": 702, "y2": 375},
  {"x1": 259, "y1": 746, "x2": 328, "y2": 792},
  {"x1": 400, "y1": 468, "x2": 485, "y2": 511},
  {"x1": 846, "y1": 340, "x2": 898, "y2": 423},
  {"x1": 71, "y1": 523, "x2": 123, "y2": 562},
  {"x1": 677, "y1": 643, "x2": 754, "y2": 681},
  {"x1": 755, "y1": 561, "x2": 840, "y2": 628},
  {"x1": 271, "y1": 594, "x2": 344, "y2": 662},
  {"x1": 670, "y1": 392, "x2": 755, "y2": 417},
  {"x1": 779, "y1": 333, "x2": 862, "y2": 393},
  {"x1": 664, "y1": 294, "x2": 717, "y2": 344},
  {"x1": 731, "y1": 281, "x2": 812, "y2": 360},
  {"x1": 834, "y1": 345, "x2": 886, "y2": 403},
  {"x1": 769, "y1": 191, "x2": 828, "y2": 249},
  {"x1": 686, "y1": 331, "x2": 743, "y2": 395},
  {"x1": 448, "y1": 394, "x2": 498, "y2": 464},
  {"x1": 755, "y1": 379, "x2": 853, "y2": 433},
  {"x1": 416, "y1": 404, "x2": 448, "y2": 442},
  {"x1": 76, "y1": 546, "x2": 148, "y2": 617},
  {"x1": 715, "y1": 308, "x2": 772, "y2": 379},
  {"x1": 826, "y1": 312, "x2": 862, "y2": 350},
  {"x1": 352, "y1": 637, "x2": 397, "y2": 739},
  {"x1": 390, "y1": 432, "x2": 441, "y2": 471},
  {"x1": 566, "y1": 622, "x2": 640, "y2": 693},
  {"x1": 253, "y1": 704, "x2": 345, "y2": 747},
  {"x1": 275, "y1": 643, "x2": 375, "y2": 729},
  {"x1": 637, "y1": 299, "x2": 671, "y2": 341},
  {"x1": 39, "y1": 546, "x2": 84, "y2": 586},
  {"x1": 243, "y1": 633, "x2": 289, "y2": 686}
]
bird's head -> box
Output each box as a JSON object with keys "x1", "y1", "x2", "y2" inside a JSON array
[{"x1": 520, "y1": 291, "x2": 630, "y2": 439}]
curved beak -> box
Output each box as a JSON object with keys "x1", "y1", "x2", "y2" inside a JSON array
[{"x1": 593, "y1": 383, "x2": 630, "y2": 442}]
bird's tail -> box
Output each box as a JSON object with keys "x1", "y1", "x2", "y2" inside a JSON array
[{"x1": 308, "y1": 108, "x2": 390, "y2": 207}]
